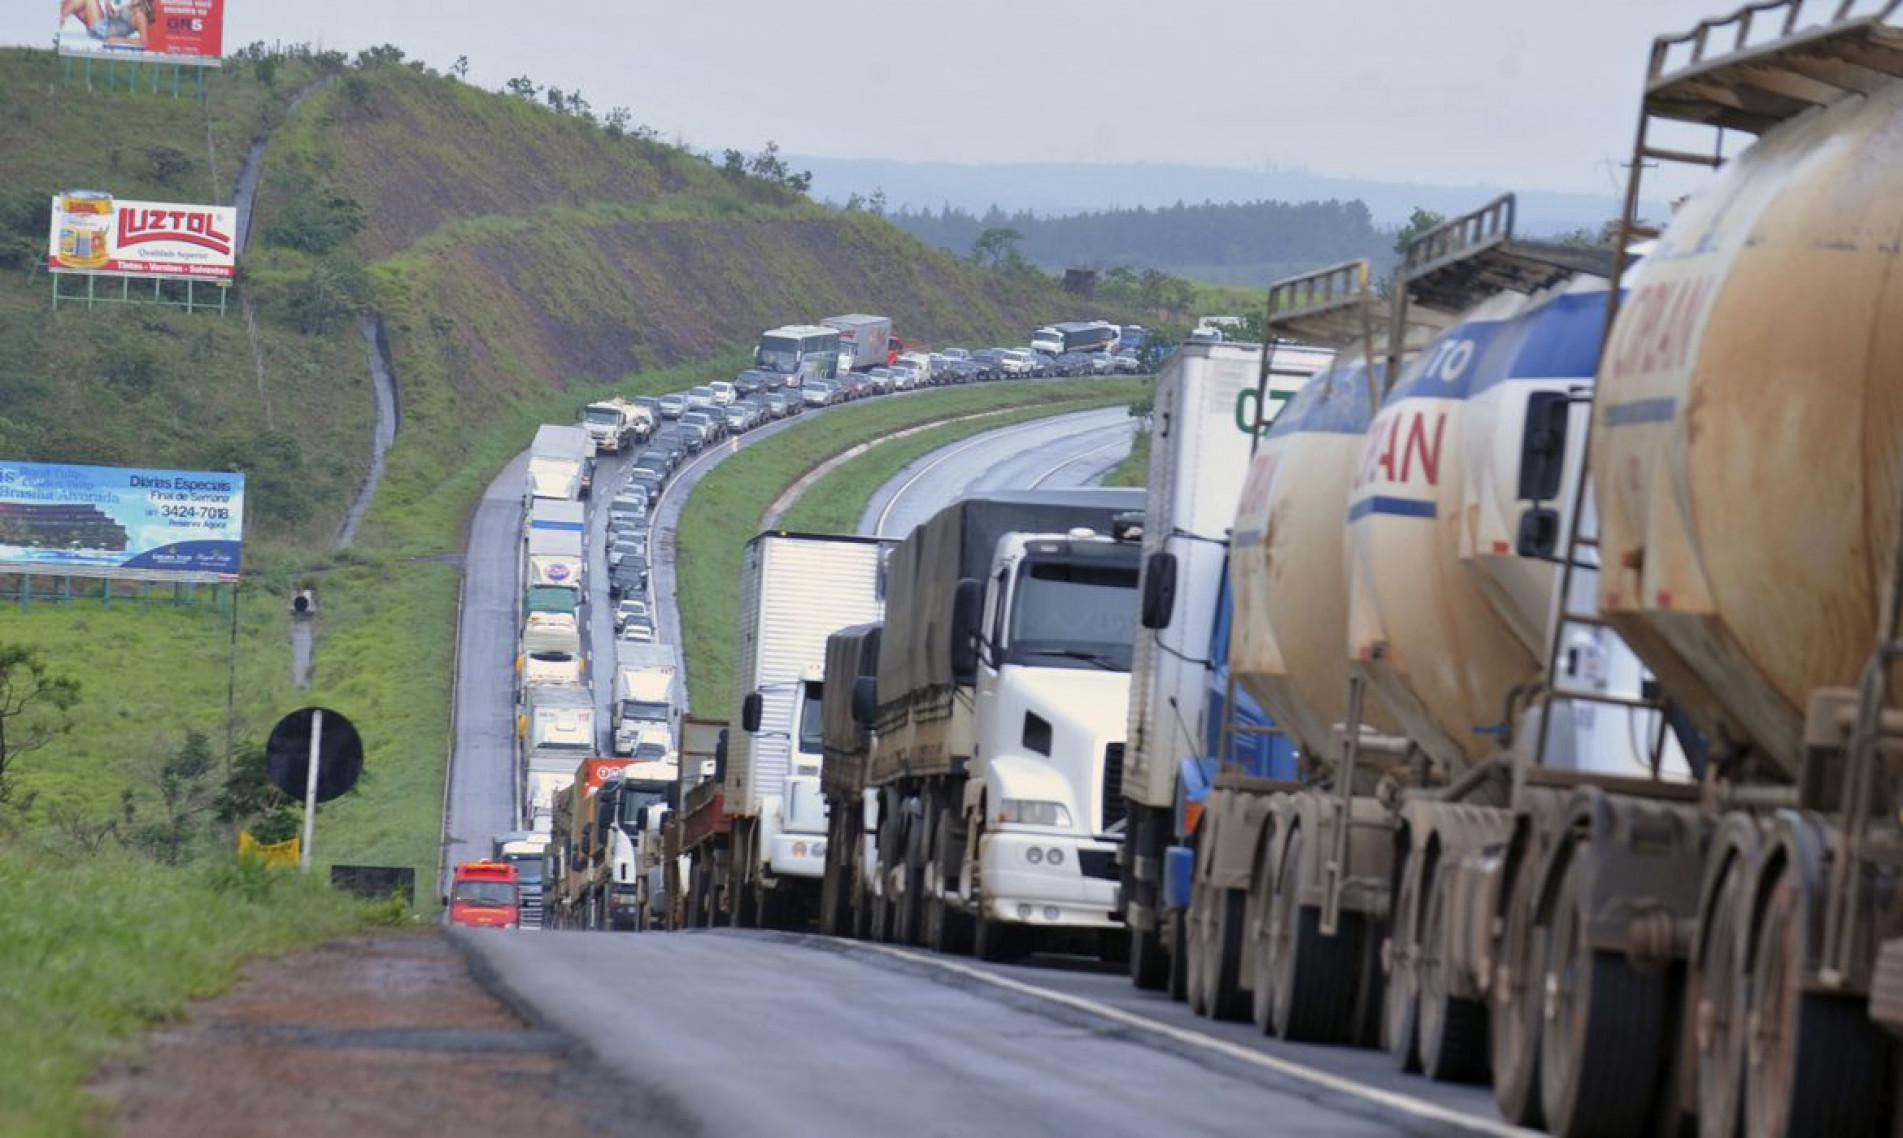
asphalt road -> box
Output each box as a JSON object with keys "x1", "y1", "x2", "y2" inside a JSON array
[
  {"x1": 460, "y1": 929, "x2": 1504, "y2": 1138},
  {"x1": 441, "y1": 451, "x2": 528, "y2": 890},
  {"x1": 860, "y1": 405, "x2": 1136, "y2": 537}
]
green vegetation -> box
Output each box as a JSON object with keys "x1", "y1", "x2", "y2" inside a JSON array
[
  {"x1": 0, "y1": 847, "x2": 372, "y2": 1136},
  {"x1": 778, "y1": 393, "x2": 1145, "y2": 535},
  {"x1": 678, "y1": 378, "x2": 1145, "y2": 713},
  {"x1": 1102, "y1": 428, "x2": 1152, "y2": 488}
]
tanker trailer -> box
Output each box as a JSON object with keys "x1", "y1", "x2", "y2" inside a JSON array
[
  {"x1": 1583, "y1": 9, "x2": 1903, "y2": 1135},
  {"x1": 1186, "y1": 260, "x2": 1408, "y2": 1042}
]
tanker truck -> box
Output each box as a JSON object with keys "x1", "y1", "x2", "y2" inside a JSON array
[
  {"x1": 1118, "y1": 336, "x2": 1328, "y2": 992},
  {"x1": 841, "y1": 490, "x2": 1145, "y2": 960},
  {"x1": 1513, "y1": 11, "x2": 1903, "y2": 1134},
  {"x1": 677, "y1": 533, "x2": 889, "y2": 930}
]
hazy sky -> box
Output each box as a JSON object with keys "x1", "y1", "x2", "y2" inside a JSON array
[{"x1": 12, "y1": 0, "x2": 1737, "y2": 194}]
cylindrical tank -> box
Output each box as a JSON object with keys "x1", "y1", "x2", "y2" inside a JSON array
[
  {"x1": 1344, "y1": 280, "x2": 1608, "y2": 775},
  {"x1": 1231, "y1": 353, "x2": 1401, "y2": 765},
  {"x1": 1595, "y1": 82, "x2": 1903, "y2": 779}
]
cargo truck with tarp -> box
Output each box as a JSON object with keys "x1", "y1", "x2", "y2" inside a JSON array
[{"x1": 823, "y1": 490, "x2": 1146, "y2": 960}]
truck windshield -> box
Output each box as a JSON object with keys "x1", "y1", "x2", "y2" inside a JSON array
[
  {"x1": 452, "y1": 881, "x2": 516, "y2": 907},
  {"x1": 798, "y1": 681, "x2": 824, "y2": 755},
  {"x1": 585, "y1": 408, "x2": 621, "y2": 425},
  {"x1": 1008, "y1": 559, "x2": 1139, "y2": 671},
  {"x1": 622, "y1": 700, "x2": 670, "y2": 721},
  {"x1": 500, "y1": 855, "x2": 543, "y2": 885}
]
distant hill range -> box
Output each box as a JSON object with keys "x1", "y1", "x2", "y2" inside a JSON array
[{"x1": 797, "y1": 156, "x2": 1663, "y2": 286}]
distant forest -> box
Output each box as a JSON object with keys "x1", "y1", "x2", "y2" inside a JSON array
[{"x1": 881, "y1": 199, "x2": 1396, "y2": 287}]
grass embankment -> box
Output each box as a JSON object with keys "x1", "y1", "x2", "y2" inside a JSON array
[
  {"x1": 1101, "y1": 428, "x2": 1152, "y2": 488},
  {"x1": 0, "y1": 849, "x2": 375, "y2": 1136},
  {"x1": 777, "y1": 394, "x2": 1143, "y2": 535},
  {"x1": 677, "y1": 377, "x2": 1146, "y2": 714}
]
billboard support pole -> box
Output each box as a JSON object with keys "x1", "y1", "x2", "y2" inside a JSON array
[{"x1": 225, "y1": 580, "x2": 240, "y2": 775}]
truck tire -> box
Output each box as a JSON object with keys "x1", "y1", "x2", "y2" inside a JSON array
[
  {"x1": 1489, "y1": 862, "x2": 1546, "y2": 1128},
  {"x1": 1417, "y1": 865, "x2": 1488, "y2": 1083},
  {"x1": 1744, "y1": 862, "x2": 1889, "y2": 1138},
  {"x1": 1129, "y1": 920, "x2": 1169, "y2": 991},
  {"x1": 1270, "y1": 827, "x2": 1360, "y2": 1043},
  {"x1": 1539, "y1": 851, "x2": 1666, "y2": 1137},
  {"x1": 1204, "y1": 886, "x2": 1250, "y2": 1021}
]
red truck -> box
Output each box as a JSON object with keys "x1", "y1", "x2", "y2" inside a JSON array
[{"x1": 447, "y1": 860, "x2": 520, "y2": 929}]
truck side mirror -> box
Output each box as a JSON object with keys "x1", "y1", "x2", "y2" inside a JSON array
[
  {"x1": 851, "y1": 675, "x2": 878, "y2": 727},
  {"x1": 1140, "y1": 551, "x2": 1178, "y2": 630},
  {"x1": 950, "y1": 577, "x2": 984, "y2": 682},
  {"x1": 1517, "y1": 391, "x2": 1570, "y2": 502},
  {"x1": 741, "y1": 692, "x2": 764, "y2": 734},
  {"x1": 1517, "y1": 506, "x2": 1561, "y2": 559}
]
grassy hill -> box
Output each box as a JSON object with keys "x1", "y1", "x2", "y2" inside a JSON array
[{"x1": 0, "y1": 43, "x2": 1080, "y2": 880}]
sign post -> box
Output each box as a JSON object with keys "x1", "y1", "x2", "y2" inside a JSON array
[{"x1": 299, "y1": 709, "x2": 323, "y2": 871}]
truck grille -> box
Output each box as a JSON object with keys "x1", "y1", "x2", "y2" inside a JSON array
[
  {"x1": 1100, "y1": 743, "x2": 1126, "y2": 833},
  {"x1": 518, "y1": 886, "x2": 545, "y2": 930}
]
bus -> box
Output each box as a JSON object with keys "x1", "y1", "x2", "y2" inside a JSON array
[
  {"x1": 447, "y1": 860, "x2": 520, "y2": 929},
  {"x1": 1031, "y1": 321, "x2": 1120, "y2": 356},
  {"x1": 754, "y1": 325, "x2": 842, "y2": 385}
]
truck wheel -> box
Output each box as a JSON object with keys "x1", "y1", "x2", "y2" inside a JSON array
[
  {"x1": 1205, "y1": 887, "x2": 1250, "y2": 1022},
  {"x1": 851, "y1": 877, "x2": 873, "y2": 941},
  {"x1": 686, "y1": 862, "x2": 707, "y2": 929},
  {"x1": 1167, "y1": 908, "x2": 1189, "y2": 1002},
  {"x1": 1539, "y1": 851, "x2": 1665, "y2": 1136},
  {"x1": 1417, "y1": 864, "x2": 1489, "y2": 1082},
  {"x1": 1489, "y1": 863, "x2": 1547, "y2": 1128},
  {"x1": 1129, "y1": 920, "x2": 1168, "y2": 991},
  {"x1": 1383, "y1": 854, "x2": 1422, "y2": 1072},
  {"x1": 731, "y1": 870, "x2": 757, "y2": 929},
  {"x1": 1744, "y1": 862, "x2": 1889, "y2": 1138},
  {"x1": 927, "y1": 892, "x2": 973, "y2": 955},
  {"x1": 1693, "y1": 855, "x2": 1749, "y2": 1138},
  {"x1": 1185, "y1": 881, "x2": 1211, "y2": 1017},
  {"x1": 1271, "y1": 827, "x2": 1359, "y2": 1043},
  {"x1": 756, "y1": 884, "x2": 787, "y2": 931}
]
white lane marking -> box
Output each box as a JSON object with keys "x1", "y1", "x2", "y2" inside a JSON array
[
  {"x1": 1027, "y1": 429, "x2": 1136, "y2": 490},
  {"x1": 857, "y1": 943, "x2": 1537, "y2": 1138},
  {"x1": 873, "y1": 408, "x2": 1125, "y2": 537}
]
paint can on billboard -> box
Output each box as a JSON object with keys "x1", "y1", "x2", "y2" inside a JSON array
[{"x1": 56, "y1": 191, "x2": 112, "y2": 270}]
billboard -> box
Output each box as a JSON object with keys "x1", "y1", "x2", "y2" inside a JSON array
[
  {"x1": 46, "y1": 192, "x2": 237, "y2": 281},
  {"x1": 56, "y1": 0, "x2": 224, "y2": 66},
  {"x1": 0, "y1": 460, "x2": 244, "y2": 582}
]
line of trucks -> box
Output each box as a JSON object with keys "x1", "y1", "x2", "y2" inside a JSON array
[{"x1": 644, "y1": 7, "x2": 1903, "y2": 1135}]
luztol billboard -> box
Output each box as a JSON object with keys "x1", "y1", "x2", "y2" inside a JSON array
[
  {"x1": 0, "y1": 460, "x2": 245, "y2": 582},
  {"x1": 46, "y1": 192, "x2": 237, "y2": 281},
  {"x1": 56, "y1": 0, "x2": 225, "y2": 66}
]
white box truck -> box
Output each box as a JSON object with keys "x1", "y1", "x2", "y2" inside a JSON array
[
  {"x1": 681, "y1": 532, "x2": 890, "y2": 928},
  {"x1": 612, "y1": 642, "x2": 679, "y2": 757},
  {"x1": 526, "y1": 424, "x2": 594, "y2": 503},
  {"x1": 525, "y1": 499, "x2": 586, "y2": 591},
  {"x1": 821, "y1": 314, "x2": 891, "y2": 373}
]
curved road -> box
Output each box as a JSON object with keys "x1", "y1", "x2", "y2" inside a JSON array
[{"x1": 860, "y1": 406, "x2": 1136, "y2": 537}]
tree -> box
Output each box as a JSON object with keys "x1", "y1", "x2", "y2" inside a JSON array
[
  {"x1": 133, "y1": 730, "x2": 218, "y2": 865},
  {"x1": 450, "y1": 55, "x2": 469, "y2": 81},
  {"x1": 971, "y1": 226, "x2": 1022, "y2": 269},
  {"x1": 145, "y1": 145, "x2": 192, "y2": 187},
  {"x1": 604, "y1": 106, "x2": 632, "y2": 137},
  {"x1": 0, "y1": 644, "x2": 81, "y2": 804},
  {"x1": 504, "y1": 75, "x2": 540, "y2": 99},
  {"x1": 1393, "y1": 206, "x2": 1446, "y2": 256},
  {"x1": 216, "y1": 739, "x2": 301, "y2": 844}
]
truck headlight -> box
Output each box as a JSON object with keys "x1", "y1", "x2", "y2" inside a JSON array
[{"x1": 996, "y1": 799, "x2": 1072, "y2": 828}]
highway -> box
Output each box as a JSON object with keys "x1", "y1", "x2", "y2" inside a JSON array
[
  {"x1": 461, "y1": 928, "x2": 1512, "y2": 1138},
  {"x1": 860, "y1": 405, "x2": 1137, "y2": 537},
  {"x1": 442, "y1": 387, "x2": 1511, "y2": 1137}
]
